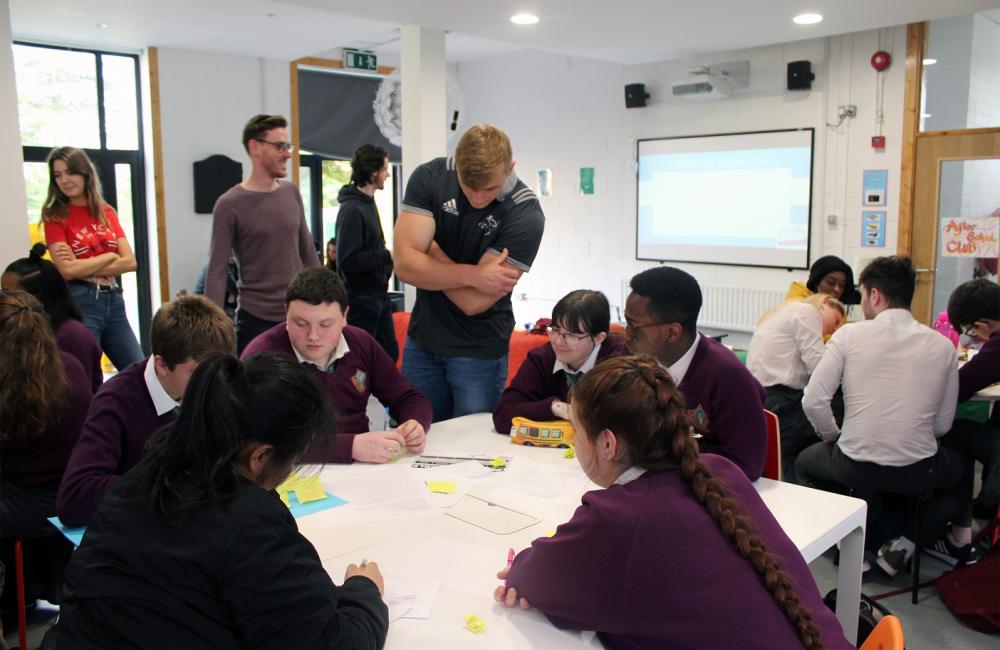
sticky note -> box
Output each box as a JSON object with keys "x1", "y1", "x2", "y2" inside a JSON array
[
  {"x1": 464, "y1": 614, "x2": 487, "y2": 634},
  {"x1": 564, "y1": 445, "x2": 576, "y2": 459},
  {"x1": 427, "y1": 481, "x2": 457, "y2": 494},
  {"x1": 276, "y1": 472, "x2": 327, "y2": 505},
  {"x1": 489, "y1": 456, "x2": 507, "y2": 469}
]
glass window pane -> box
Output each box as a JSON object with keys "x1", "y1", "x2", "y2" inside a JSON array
[
  {"x1": 322, "y1": 160, "x2": 352, "y2": 251},
  {"x1": 102, "y1": 55, "x2": 139, "y2": 150},
  {"x1": 922, "y1": 10, "x2": 1000, "y2": 132},
  {"x1": 23, "y1": 162, "x2": 50, "y2": 246},
  {"x1": 114, "y1": 163, "x2": 142, "y2": 345},
  {"x1": 14, "y1": 44, "x2": 100, "y2": 148},
  {"x1": 299, "y1": 166, "x2": 313, "y2": 232}
]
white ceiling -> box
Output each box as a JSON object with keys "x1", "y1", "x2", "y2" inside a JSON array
[{"x1": 11, "y1": 0, "x2": 1000, "y2": 64}]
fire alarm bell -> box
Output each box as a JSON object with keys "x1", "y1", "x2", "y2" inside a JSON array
[
  {"x1": 872, "y1": 135, "x2": 886, "y2": 149},
  {"x1": 871, "y1": 51, "x2": 891, "y2": 72}
]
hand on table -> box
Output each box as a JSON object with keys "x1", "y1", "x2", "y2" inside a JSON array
[
  {"x1": 550, "y1": 400, "x2": 571, "y2": 421},
  {"x1": 346, "y1": 561, "x2": 385, "y2": 596},
  {"x1": 352, "y1": 430, "x2": 407, "y2": 463},
  {"x1": 396, "y1": 419, "x2": 427, "y2": 453},
  {"x1": 493, "y1": 566, "x2": 532, "y2": 609}
]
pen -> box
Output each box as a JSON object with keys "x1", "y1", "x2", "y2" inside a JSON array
[{"x1": 504, "y1": 547, "x2": 515, "y2": 589}]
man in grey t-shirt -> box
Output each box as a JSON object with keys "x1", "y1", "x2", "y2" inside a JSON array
[
  {"x1": 205, "y1": 114, "x2": 319, "y2": 354},
  {"x1": 393, "y1": 124, "x2": 545, "y2": 422}
]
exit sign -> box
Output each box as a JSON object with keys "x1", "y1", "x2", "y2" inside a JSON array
[{"x1": 343, "y1": 49, "x2": 377, "y2": 71}]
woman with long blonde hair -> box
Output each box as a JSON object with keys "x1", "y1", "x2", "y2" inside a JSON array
[
  {"x1": 495, "y1": 356, "x2": 851, "y2": 650},
  {"x1": 42, "y1": 146, "x2": 143, "y2": 370},
  {"x1": 0, "y1": 290, "x2": 92, "y2": 538}
]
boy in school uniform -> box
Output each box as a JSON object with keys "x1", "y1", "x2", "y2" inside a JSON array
[
  {"x1": 56, "y1": 295, "x2": 236, "y2": 527},
  {"x1": 242, "y1": 267, "x2": 431, "y2": 463},
  {"x1": 624, "y1": 267, "x2": 768, "y2": 481}
]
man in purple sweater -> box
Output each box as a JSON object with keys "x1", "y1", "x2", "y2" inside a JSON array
[
  {"x1": 946, "y1": 278, "x2": 1000, "y2": 517},
  {"x1": 57, "y1": 295, "x2": 236, "y2": 527},
  {"x1": 624, "y1": 267, "x2": 767, "y2": 480},
  {"x1": 242, "y1": 267, "x2": 431, "y2": 463},
  {"x1": 205, "y1": 114, "x2": 320, "y2": 354}
]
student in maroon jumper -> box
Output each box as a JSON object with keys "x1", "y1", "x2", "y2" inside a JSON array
[
  {"x1": 493, "y1": 289, "x2": 628, "y2": 435},
  {"x1": 1, "y1": 291, "x2": 93, "y2": 539},
  {"x1": 3, "y1": 243, "x2": 103, "y2": 392},
  {"x1": 625, "y1": 266, "x2": 767, "y2": 480},
  {"x1": 242, "y1": 267, "x2": 431, "y2": 464},
  {"x1": 57, "y1": 294, "x2": 236, "y2": 527},
  {"x1": 495, "y1": 356, "x2": 852, "y2": 650}
]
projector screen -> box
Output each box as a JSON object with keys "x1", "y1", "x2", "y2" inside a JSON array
[{"x1": 636, "y1": 129, "x2": 814, "y2": 269}]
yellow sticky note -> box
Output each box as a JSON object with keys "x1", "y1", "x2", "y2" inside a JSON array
[
  {"x1": 464, "y1": 614, "x2": 487, "y2": 634},
  {"x1": 427, "y1": 481, "x2": 458, "y2": 494},
  {"x1": 545, "y1": 530, "x2": 556, "y2": 537},
  {"x1": 276, "y1": 472, "x2": 326, "y2": 505},
  {"x1": 564, "y1": 445, "x2": 576, "y2": 459},
  {"x1": 489, "y1": 456, "x2": 507, "y2": 469}
]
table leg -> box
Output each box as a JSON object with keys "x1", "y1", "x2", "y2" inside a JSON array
[{"x1": 834, "y1": 525, "x2": 864, "y2": 643}]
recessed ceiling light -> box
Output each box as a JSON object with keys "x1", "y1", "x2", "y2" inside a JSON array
[
  {"x1": 923, "y1": 58, "x2": 937, "y2": 65},
  {"x1": 510, "y1": 14, "x2": 540, "y2": 25},
  {"x1": 96, "y1": 23, "x2": 108, "y2": 29},
  {"x1": 793, "y1": 13, "x2": 823, "y2": 25}
]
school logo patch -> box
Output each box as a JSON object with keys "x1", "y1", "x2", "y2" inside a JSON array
[
  {"x1": 351, "y1": 369, "x2": 368, "y2": 393},
  {"x1": 689, "y1": 404, "x2": 709, "y2": 432}
]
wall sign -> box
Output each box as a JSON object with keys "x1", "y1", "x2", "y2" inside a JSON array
[
  {"x1": 862, "y1": 169, "x2": 888, "y2": 206},
  {"x1": 941, "y1": 216, "x2": 1000, "y2": 257},
  {"x1": 862, "y1": 211, "x2": 886, "y2": 247}
]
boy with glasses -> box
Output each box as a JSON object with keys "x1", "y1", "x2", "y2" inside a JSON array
[
  {"x1": 493, "y1": 290, "x2": 628, "y2": 435},
  {"x1": 624, "y1": 267, "x2": 767, "y2": 480},
  {"x1": 205, "y1": 114, "x2": 319, "y2": 354}
]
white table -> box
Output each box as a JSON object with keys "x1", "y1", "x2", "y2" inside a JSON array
[
  {"x1": 971, "y1": 382, "x2": 1000, "y2": 401},
  {"x1": 298, "y1": 413, "x2": 867, "y2": 647}
]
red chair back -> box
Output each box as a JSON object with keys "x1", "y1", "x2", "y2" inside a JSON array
[{"x1": 763, "y1": 409, "x2": 782, "y2": 481}]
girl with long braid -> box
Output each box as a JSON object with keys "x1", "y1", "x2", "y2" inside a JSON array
[{"x1": 495, "y1": 355, "x2": 851, "y2": 650}]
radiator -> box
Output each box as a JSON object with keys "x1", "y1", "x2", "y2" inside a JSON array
[{"x1": 699, "y1": 285, "x2": 786, "y2": 333}]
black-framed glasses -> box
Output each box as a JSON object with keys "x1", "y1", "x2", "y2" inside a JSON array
[
  {"x1": 546, "y1": 326, "x2": 592, "y2": 344},
  {"x1": 624, "y1": 317, "x2": 665, "y2": 332},
  {"x1": 962, "y1": 324, "x2": 982, "y2": 337},
  {"x1": 254, "y1": 138, "x2": 295, "y2": 153}
]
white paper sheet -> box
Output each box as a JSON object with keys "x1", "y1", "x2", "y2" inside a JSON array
[
  {"x1": 409, "y1": 460, "x2": 498, "y2": 508},
  {"x1": 317, "y1": 464, "x2": 434, "y2": 526},
  {"x1": 385, "y1": 576, "x2": 442, "y2": 620}
]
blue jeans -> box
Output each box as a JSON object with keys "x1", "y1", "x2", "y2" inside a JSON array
[
  {"x1": 69, "y1": 282, "x2": 143, "y2": 371},
  {"x1": 402, "y1": 337, "x2": 507, "y2": 423},
  {"x1": 348, "y1": 293, "x2": 398, "y2": 364}
]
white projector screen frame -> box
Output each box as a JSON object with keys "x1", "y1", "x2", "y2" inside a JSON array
[{"x1": 635, "y1": 128, "x2": 814, "y2": 270}]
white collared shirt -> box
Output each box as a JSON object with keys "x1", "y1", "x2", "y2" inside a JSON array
[
  {"x1": 802, "y1": 308, "x2": 959, "y2": 466},
  {"x1": 143, "y1": 356, "x2": 180, "y2": 416},
  {"x1": 292, "y1": 334, "x2": 351, "y2": 372},
  {"x1": 747, "y1": 301, "x2": 826, "y2": 390},
  {"x1": 663, "y1": 333, "x2": 701, "y2": 385},
  {"x1": 552, "y1": 341, "x2": 603, "y2": 376},
  {"x1": 614, "y1": 466, "x2": 648, "y2": 485}
]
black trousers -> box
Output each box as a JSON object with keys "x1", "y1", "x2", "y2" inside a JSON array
[
  {"x1": 235, "y1": 308, "x2": 281, "y2": 357},
  {"x1": 347, "y1": 293, "x2": 399, "y2": 364},
  {"x1": 942, "y1": 418, "x2": 1000, "y2": 511},
  {"x1": 796, "y1": 441, "x2": 969, "y2": 548},
  {"x1": 763, "y1": 385, "x2": 816, "y2": 484}
]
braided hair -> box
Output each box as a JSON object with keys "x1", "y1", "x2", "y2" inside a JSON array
[{"x1": 572, "y1": 355, "x2": 825, "y2": 650}]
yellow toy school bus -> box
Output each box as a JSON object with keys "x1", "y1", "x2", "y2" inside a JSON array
[{"x1": 509, "y1": 417, "x2": 576, "y2": 448}]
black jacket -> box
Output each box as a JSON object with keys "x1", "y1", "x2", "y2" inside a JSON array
[
  {"x1": 335, "y1": 185, "x2": 393, "y2": 296},
  {"x1": 59, "y1": 464, "x2": 388, "y2": 649}
]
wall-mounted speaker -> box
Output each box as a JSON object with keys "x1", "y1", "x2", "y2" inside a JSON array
[
  {"x1": 625, "y1": 83, "x2": 649, "y2": 108},
  {"x1": 787, "y1": 61, "x2": 814, "y2": 91}
]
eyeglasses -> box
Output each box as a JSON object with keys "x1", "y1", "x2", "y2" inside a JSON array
[
  {"x1": 624, "y1": 318, "x2": 665, "y2": 332},
  {"x1": 253, "y1": 138, "x2": 295, "y2": 153},
  {"x1": 546, "y1": 326, "x2": 592, "y2": 343},
  {"x1": 962, "y1": 324, "x2": 982, "y2": 337}
]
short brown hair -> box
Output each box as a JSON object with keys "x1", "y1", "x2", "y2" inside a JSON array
[
  {"x1": 242, "y1": 114, "x2": 288, "y2": 153},
  {"x1": 151, "y1": 294, "x2": 236, "y2": 368},
  {"x1": 454, "y1": 124, "x2": 512, "y2": 189}
]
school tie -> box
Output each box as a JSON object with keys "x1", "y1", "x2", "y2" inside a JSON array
[{"x1": 565, "y1": 371, "x2": 581, "y2": 391}]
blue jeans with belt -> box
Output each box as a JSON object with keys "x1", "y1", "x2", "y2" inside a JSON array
[
  {"x1": 402, "y1": 337, "x2": 507, "y2": 423},
  {"x1": 69, "y1": 282, "x2": 143, "y2": 371}
]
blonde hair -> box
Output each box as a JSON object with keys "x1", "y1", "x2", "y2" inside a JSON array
[
  {"x1": 454, "y1": 124, "x2": 512, "y2": 189},
  {"x1": 758, "y1": 293, "x2": 845, "y2": 327},
  {"x1": 41, "y1": 147, "x2": 107, "y2": 225}
]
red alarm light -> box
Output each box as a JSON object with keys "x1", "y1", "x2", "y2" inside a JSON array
[{"x1": 871, "y1": 51, "x2": 891, "y2": 71}]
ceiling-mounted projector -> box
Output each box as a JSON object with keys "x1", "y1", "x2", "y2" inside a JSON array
[
  {"x1": 672, "y1": 75, "x2": 732, "y2": 99},
  {"x1": 672, "y1": 60, "x2": 748, "y2": 100}
]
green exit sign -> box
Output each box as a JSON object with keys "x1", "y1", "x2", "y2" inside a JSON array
[{"x1": 343, "y1": 49, "x2": 377, "y2": 71}]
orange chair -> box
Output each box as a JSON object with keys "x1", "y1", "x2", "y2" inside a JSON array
[
  {"x1": 859, "y1": 614, "x2": 904, "y2": 650},
  {"x1": 762, "y1": 409, "x2": 782, "y2": 481}
]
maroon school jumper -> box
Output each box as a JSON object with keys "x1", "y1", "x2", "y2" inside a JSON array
[{"x1": 56, "y1": 318, "x2": 103, "y2": 394}]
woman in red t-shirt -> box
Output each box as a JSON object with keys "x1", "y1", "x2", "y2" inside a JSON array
[{"x1": 42, "y1": 147, "x2": 143, "y2": 370}]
